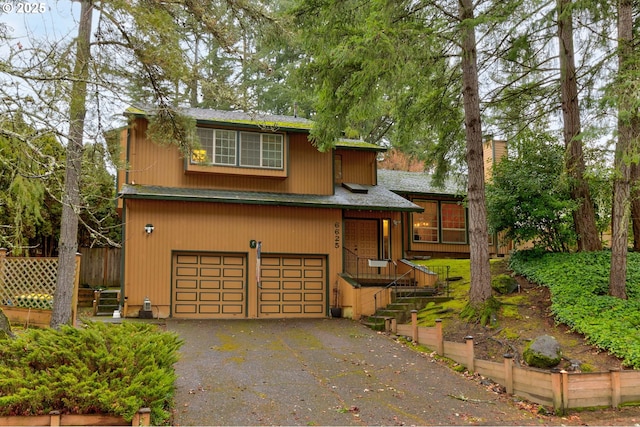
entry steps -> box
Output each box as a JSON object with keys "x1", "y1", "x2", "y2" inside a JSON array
[
  {"x1": 362, "y1": 295, "x2": 452, "y2": 331},
  {"x1": 92, "y1": 289, "x2": 121, "y2": 316}
]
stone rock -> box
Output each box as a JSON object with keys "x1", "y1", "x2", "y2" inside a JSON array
[
  {"x1": 0, "y1": 308, "x2": 15, "y2": 340},
  {"x1": 523, "y1": 335, "x2": 562, "y2": 368}
]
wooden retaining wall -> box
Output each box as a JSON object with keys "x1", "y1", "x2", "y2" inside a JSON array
[
  {"x1": 394, "y1": 311, "x2": 640, "y2": 413},
  {"x1": 0, "y1": 408, "x2": 150, "y2": 426}
]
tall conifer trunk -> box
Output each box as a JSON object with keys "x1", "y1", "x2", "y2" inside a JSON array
[
  {"x1": 51, "y1": 0, "x2": 93, "y2": 328},
  {"x1": 557, "y1": 0, "x2": 602, "y2": 252},
  {"x1": 609, "y1": 0, "x2": 634, "y2": 299},
  {"x1": 459, "y1": 0, "x2": 492, "y2": 306}
]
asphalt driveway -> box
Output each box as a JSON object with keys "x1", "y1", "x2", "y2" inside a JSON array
[{"x1": 167, "y1": 318, "x2": 543, "y2": 426}]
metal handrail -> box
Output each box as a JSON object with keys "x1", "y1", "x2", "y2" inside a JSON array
[{"x1": 373, "y1": 269, "x2": 413, "y2": 312}]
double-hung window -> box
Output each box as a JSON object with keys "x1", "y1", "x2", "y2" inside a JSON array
[
  {"x1": 193, "y1": 128, "x2": 283, "y2": 170},
  {"x1": 239, "y1": 132, "x2": 283, "y2": 168}
]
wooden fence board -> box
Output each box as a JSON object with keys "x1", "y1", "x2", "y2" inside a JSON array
[
  {"x1": 475, "y1": 359, "x2": 504, "y2": 383},
  {"x1": 620, "y1": 371, "x2": 640, "y2": 403},
  {"x1": 78, "y1": 248, "x2": 120, "y2": 288},
  {"x1": 396, "y1": 324, "x2": 412, "y2": 338},
  {"x1": 513, "y1": 367, "x2": 553, "y2": 390},
  {"x1": 417, "y1": 328, "x2": 437, "y2": 345},
  {"x1": 566, "y1": 373, "x2": 612, "y2": 408},
  {"x1": 443, "y1": 341, "x2": 467, "y2": 365},
  {"x1": 0, "y1": 415, "x2": 51, "y2": 426}
]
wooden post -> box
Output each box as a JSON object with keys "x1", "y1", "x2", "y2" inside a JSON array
[
  {"x1": 465, "y1": 336, "x2": 474, "y2": 372},
  {"x1": 0, "y1": 248, "x2": 6, "y2": 280},
  {"x1": 611, "y1": 368, "x2": 621, "y2": 408},
  {"x1": 49, "y1": 411, "x2": 61, "y2": 427},
  {"x1": 503, "y1": 354, "x2": 514, "y2": 394},
  {"x1": 93, "y1": 290, "x2": 99, "y2": 316},
  {"x1": 132, "y1": 407, "x2": 151, "y2": 426},
  {"x1": 72, "y1": 253, "x2": 82, "y2": 326},
  {"x1": 561, "y1": 370, "x2": 569, "y2": 411},
  {"x1": 551, "y1": 369, "x2": 564, "y2": 414},
  {"x1": 411, "y1": 310, "x2": 418, "y2": 343},
  {"x1": 390, "y1": 317, "x2": 397, "y2": 334},
  {"x1": 435, "y1": 319, "x2": 444, "y2": 356}
]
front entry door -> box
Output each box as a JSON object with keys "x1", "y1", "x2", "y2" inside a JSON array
[{"x1": 344, "y1": 219, "x2": 379, "y2": 274}]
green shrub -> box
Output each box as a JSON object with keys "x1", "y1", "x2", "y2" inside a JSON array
[
  {"x1": 510, "y1": 250, "x2": 640, "y2": 369},
  {"x1": 0, "y1": 322, "x2": 182, "y2": 425},
  {"x1": 491, "y1": 274, "x2": 518, "y2": 294}
]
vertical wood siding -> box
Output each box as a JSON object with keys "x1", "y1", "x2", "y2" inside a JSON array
[
  {"x1": 123, "y1": 199, "x2": 341, "y2": 318},
  {"x1": 335, "y1": 149, "x2": 377, "y2": 185},
  {"x1": 126, "y1": 119, "x2": 333, "y2": 195}
]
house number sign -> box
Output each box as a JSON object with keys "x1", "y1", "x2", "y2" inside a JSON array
[{"x1": 334, "y1": 222, "x2": 341, "y2": 249}]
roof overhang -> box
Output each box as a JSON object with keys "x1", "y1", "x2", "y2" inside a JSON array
[{"x1": 120, "y1": 184, "x2": 423, "y2": 213}]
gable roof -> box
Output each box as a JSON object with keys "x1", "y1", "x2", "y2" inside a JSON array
[
  {"x1": 124, "y1": 107, "x2": 387, "y2": 152},
  {"x1": 125, "y1": 106, "x2": 314, "y2": 132},
  {"x1": 377, "y1": 169, "x2": 465, "y2": 197},
  {"x1": 120, "y1": 183, "x2": 423, "y2": 212}
]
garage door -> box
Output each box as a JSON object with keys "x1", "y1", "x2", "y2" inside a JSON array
[
  {"x1": 172, "y1": 252, "x2": 246, "y2": 319},
  {"x1": 259, "y1": 255, "x2": 327, "y2": 318}
]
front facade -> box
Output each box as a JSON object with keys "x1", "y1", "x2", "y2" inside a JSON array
[{"x1": 117, "y1": 107, "x2": 421, "y2": 319}]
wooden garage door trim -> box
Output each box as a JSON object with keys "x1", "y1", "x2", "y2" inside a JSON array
[
  {"x1": 258, "y1": 254, "x2": 328, "y2": 318},
  {"x1": 172, "y1": 251, "x2": 248, "y2": 319}
]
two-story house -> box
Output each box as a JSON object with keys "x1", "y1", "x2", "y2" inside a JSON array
[{"x1": 117, "y1": 107, "x2": 426, "y2": 320}]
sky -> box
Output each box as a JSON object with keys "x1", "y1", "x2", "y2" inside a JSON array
[{"x1": 1, "y1": 1, "x2": 79, "y2": 45}]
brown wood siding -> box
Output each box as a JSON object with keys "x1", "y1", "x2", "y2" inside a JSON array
[
  {"x1": 335, "y1": 149, "x2": 377, "y2": 185},
  {"x1": 117, "y1": 128, "x2": 128, "y2": 210},
  {"x1": 122, "y1": 199, "x2": 341, "y2": 318},
  {"x1": 483, "y1": 139, "x2": 507, "y2": 182},
  {"x1": 126, "y1": 118, "x2": 333, "y2": 195}
]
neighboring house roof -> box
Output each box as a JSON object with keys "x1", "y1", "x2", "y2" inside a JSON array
[
  {"x1": 120, "y1": 184, "x2": 423, "y2": 212},
  {"x1": 377, "y1": 169, "x2": 465, "y2": 197}
]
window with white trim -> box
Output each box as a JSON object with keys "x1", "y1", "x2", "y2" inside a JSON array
[{"x1": 193, "y1": 128, "x2": 283, "y2": 169}]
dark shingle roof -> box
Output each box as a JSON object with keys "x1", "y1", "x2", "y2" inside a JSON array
[
  {"x1": 120, "y1": 184, "x2": 423, "y2": 212},
  {"x1": 125, "y1": 106, "x2": 314, "y2": 132},
  {"x1": 376, "y1": 169, "x2": 465, "y2": 197}
]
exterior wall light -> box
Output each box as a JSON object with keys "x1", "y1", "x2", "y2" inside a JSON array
[{"x1": 144, "y1": 224, "x2": 154, "y2": 234}]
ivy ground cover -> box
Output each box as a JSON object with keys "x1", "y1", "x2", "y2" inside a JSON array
[{"x1": 510, "y1": 250, "x2": 640, "y2": 369}]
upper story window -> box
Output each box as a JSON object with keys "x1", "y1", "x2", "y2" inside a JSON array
[{"x1": 193, "y1": 128, "x2": 284, "y2": 170}]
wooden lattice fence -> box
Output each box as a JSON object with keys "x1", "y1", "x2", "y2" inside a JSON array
[{"x1": 0, "y1": 248, "x2": 81, "y2": 327}]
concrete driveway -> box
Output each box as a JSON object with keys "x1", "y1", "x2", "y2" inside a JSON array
[{"x1": 168, "y1": 318, "x2": 538, "y2": 426}]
